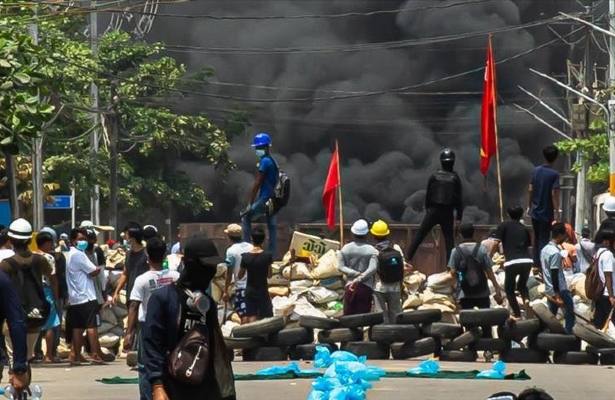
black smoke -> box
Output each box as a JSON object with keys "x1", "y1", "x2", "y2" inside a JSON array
[{"x1": 144, "y1": 0, "x2": 587, "y2": 225}]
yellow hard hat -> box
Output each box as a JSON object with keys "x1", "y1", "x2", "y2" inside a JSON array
[{"x1": 370, "y1": 220, "x2": 390, "y2": 237}]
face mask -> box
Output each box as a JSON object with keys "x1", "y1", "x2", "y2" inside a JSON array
[
  {"x1": 255, "y1": 149, "x2": 266, "y2": 158},
  {"x1": 76, "y1": 240, "x2": 88, "y2": 252}
]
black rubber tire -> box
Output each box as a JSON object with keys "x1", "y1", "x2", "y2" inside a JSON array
[
  {"x1": 268, "y1": 327, "x2": 314, "y2": 347},
  {"x1": 224, "y1": 336, "x2": 266, "y2": 350},
  {"x1": 535, "y1": 333, "x2": 580, "y2": 352},
  {"x1": 459, "y1": 308, "x2": 509, "y2": 327},
  {"x1": 553, "y1": 351, "x2": 599, "y2": 365},
  {"x1": 299, "y1": 315, "x2": 340, "y2": 330},
  {"x1": 497, "y1": 319, "x2": 541, "y2": 342},
  {"x1": 341, "y1": 341, "x2": 390, "y2": 360},
  {"x1": 600, "y1": 353, "x2": 615, "y2": 365},
  {"x1": 232, "y1": 317, "x2": 286, "y2": 338},
  {"x1": 470, "y1": 338, "x2": 511, "y2": 353},
  {"x1": 422, "y1": 323, "x2": 464, "y2": 339},
  {"x1": 439, "y1": 350, "x2": 478, "y2": 362},
  {"x1": 501, "y1": 348, "x2": 549, "y2": 363},
  {"x1": 289, "y1": 343, "x2": 338, "y2": 360},
  {"x1": 444, "y1": 328, "x2": 482, "y2": 351},
  {"x1": 531, "y1": 303, "x2": 566, "y2": 334},
  {"x1": 317, "y1": 328, "x2": 363, "y2": 344},
  {"x1": 391, "y1": 337, "x2": 438, "y2": 359},
  {"x1": 572, "y1": 321, "x2": 615, "y2": 348},
  {"x1": 369, "y1": 324, "x2": 420, "y2": 344},
  {"x1": 242, "y1": 346, "x2": 288, "y2": 361},
  {"x1": 396, "y1": 309, "x2": 442, "y2": 325},
  {"x1": 339, "y1": 312, "x2": 384, "y2": 328}
]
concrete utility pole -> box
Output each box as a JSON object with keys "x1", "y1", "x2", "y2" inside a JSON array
[
  {"x1": 29, "y1": 14, "x2": 44, "y2": 230},
  {"x1": 90, "y1": 0, "x2": 101, "y2": 225},
  {"x1": 107, "y1": 81, "x2": 119, "y2": 240},
  {"x1": 610, "y1": 0, "x2": 615, "y2": 195}
]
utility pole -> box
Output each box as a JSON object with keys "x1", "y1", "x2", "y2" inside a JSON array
[
  {"x1": 610, "y1": 0, "x2": 615, "y2": 195},
  {"x1": 29, "y1": 13, "x2": 44, "y2": 230},
  {"x1": 90, "y1": 0, "x2": 101, "y2": 225},
  {"x1": 5, "y1": 155, "x2": 19, "y2": 219},
  {"x1": 107, "y1": 81, "x2": 119, "y2": 240}
]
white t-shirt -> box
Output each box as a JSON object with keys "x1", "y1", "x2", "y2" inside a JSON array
[
  {"x1": 597, "y1": 248, "x2": 615, "y2": 297},
  {"x1": 0, "y1": 249, "x2": 14, "y2": 262},
  {"x1": 66, "y1": 247, "x2": 98, "y2": 305},
  {"x1": 130, "y1": 269, "x2": 180, "y2": 322},
  {"x1": 225, "y1": 242, "x2": 253, "y2": 290},
  {"x1": 36, "y1": 251, "x2": 56, "y2": 286}
]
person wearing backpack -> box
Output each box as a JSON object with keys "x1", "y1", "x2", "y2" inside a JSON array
[
  {"x1": 370, "y1": 220, "x2": 407, "y2": 324},
  {"x1": 448, "y1": 223, "x2": 503, "y2": 339},
  {"x1": 142, "y1": 235, "x2": 235, "y2": 400},
  {"x1": 590, "y1": 229, "x2": 615, "y2": 329},
  {"x1": 0, "y1": 218, "x2": 53, "y2": 364}
]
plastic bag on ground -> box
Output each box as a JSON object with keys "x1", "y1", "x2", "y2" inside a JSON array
[
  {"x1": 256, "y1": 362, "x2": 302, "y2": 376},
  {"x1": 314, "y1": 346, "x2": 366, "y2": 368},
  {"x1": 477, "y1": 361, "x2": 507, "y2": 379},
  {"x1": 408, "y1": 359, "x2": 440, "y2": 376}
]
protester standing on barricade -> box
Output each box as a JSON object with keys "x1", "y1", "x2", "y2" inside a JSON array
[
  {"x1": 222, "y1": 224, "x2": 253, "y2": 325},
  {"x1": 541, "y1": 222, "x2": 575, "y2": 334},
  {"x1": 575, "y1": 227, "x2": 594, "y2": 274},
  {"x1": 528, "y1": 145, "x2": 561, "y2": 268},
  {"x1": 143, "y1": 235, "x2": 235, "y2": 400},
  {"x1": 592, "y1": 229, "x2": 615, "y2": 329},
  {"x1": 407, "y1": 148, "x2": 463, "y2": 264},
  {"x1": 241, "y1": 132, "x2": 278, "y2": 256},
  {"x1": 370, "y1": 220, "x2": 406, "y2": 324},
  {"x1": 338, "y1": 219, "x2": 378, "y2": 315},
  {"x1": 492, "y1": 206, "x2": 533, "y2": 320},
  {"x1": 238, "y1": 227, "x2": 273, "y2": 322}
]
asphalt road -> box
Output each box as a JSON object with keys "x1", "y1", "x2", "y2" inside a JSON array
[{"x1": 19, "y1": 359, "x2": 615, "y2": 400}]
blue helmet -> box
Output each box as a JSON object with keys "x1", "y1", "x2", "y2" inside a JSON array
[{"x1": 252, "y1": 132, "x2": 272, "y2": 148}]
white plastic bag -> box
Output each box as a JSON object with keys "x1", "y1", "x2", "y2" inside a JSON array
[{"x1": 306, "y1": 286, "x2": 339, "y2": 304}]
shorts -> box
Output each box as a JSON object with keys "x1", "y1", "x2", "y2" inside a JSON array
[
  {"x1": 234, "y1": 288, "x2": 247, "y2": 317},
  {"x1": 245, "y1": 292, "x2": 273, "y2": 319},
  {"x1": 67, "y1": 300, "x2": 100, "y2": 330},
  {"x1": 42, "y1": 285, "x2": 60, "y2": 331}
]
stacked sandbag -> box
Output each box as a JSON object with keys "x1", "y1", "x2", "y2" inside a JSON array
[{"x1": 98, "y1": 303, "x2": 128, "y2": 352}]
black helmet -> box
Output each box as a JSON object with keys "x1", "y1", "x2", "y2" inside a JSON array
[{"x1": 440, "y1": 148, "x2": 455, "y2": 162}]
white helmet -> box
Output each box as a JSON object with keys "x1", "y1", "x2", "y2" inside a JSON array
[
  {"x1": 80, "y1": 220, "x2": 94, "y2": 228},
  {"x1": 40, "y1": 226, "x2": 58, "y2": 243},
  {"x1": 8, "y1": 218, "x2": 33, "y2": 240},
  {"x1": 350, "y1": 219, "x2": 369, "y2": 236},
  {"x1": 603, "y1": 196, "x2": 615, "y2": 213}
]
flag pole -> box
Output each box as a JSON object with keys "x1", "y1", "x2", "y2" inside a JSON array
[
  {"x1": 336, "y1": 140, "x2": 344, "y2": 244},
  {"x1": 490, "y1": 34, "x2": 504, "y2": 222}
]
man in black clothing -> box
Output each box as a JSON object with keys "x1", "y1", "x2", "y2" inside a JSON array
[
  {"x1": 113, "y1": 224, "x2": 148, "y2": 306},
  {"x1": 407, "y1": 148, "x2": 463, "y2": 262}
]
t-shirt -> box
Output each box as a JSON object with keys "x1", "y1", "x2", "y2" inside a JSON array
[
  {"x1": 241, "y1": 252, "x2": 272, "y2": 297},
  {"x1": 171, "y1": 242, "x2": 181, "y2": 255},
  {"x1": 225, "y1": 242, "x2": 253, "y2": 290},
  {"x1": 447, "y1": 242, "x2": 491, "y2": 299},
  {"x1": 530, "y1": 164, "x2": 560, "y2": 222},
  {"x1": 494, "y1": 220, "x2": 532, "y2": 261},
  {"x1": 0, "y1": 249, "x2": 53, "y2": 290},
  {"x1": 125, "y1": 248, "x2": 149, "y2": 301},
  {"x1": 66, "y1": 247, "x2": 98, "y2": 305},
  {"x1": 337, "y1": 241, "x2": 379, "y2": 289},
  {"x1": 541, "y1": 241, "x2": 566, "y2": 296},
  {"x1": 596, "y1": 247, "x2": 615, "y2": 297},
  {"x1": 576, "y1": 238, "x2": 595, "y2": 274},
  {"x1": 35, "y1": 251, "x2": 56, "y2": 286},
  {"x1": 0, "y1": 248, "x2": 15, "y2": 262},
  {"x1": 130, "y1": 269, "x2": 180, "y2": 322},
  {"x1": 257, "y1": 155, "x2": 278, "y2": 201}
]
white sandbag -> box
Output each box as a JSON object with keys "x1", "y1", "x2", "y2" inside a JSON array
[
  {"x1": 318, "y1": 277, "x2": 344, "y2": 290},
  {"x1": 311, "y1": 250, "x2": 342, "y2": 279},
  {"x1": 98, "y1": 322, "x2": 114, "y2": 335},
  {"x1": 222, "y1": 321, "x2": 240, "y2": 338},
  {"x1": 426, "y1": 272, "x2": 453, "y2": 290},
  {"x1": 269, "y1": 286, "x2": 290, "y2": 297},
  {"x1": 282, "y1": 263, "x2": 313, "y2": 280},
  {"x1": 306, "y1": 286, "x2": 339, "y2": 304},
  {"x1": 418, "y1": 303, "x2": 456, "y2": 313},
  {"x1": 290, "y1": 296, "x2": 328, "y2": 320},
  {"x1": 99, "y1": 334, "x2": 120, "y2": 348},
  {"x1": 268, "y1": 274, "x2": 290, "y2": 286},
  {"x1": 109, "y1": 326, "x2": 124, "y2": 337},
  {"x1": 290, "y1": 279, "x2": 314, "y2": 290},
  {"x1": 215, "y1": 263, "x2": 227, "y2": 278},
  {"x1": 570, "y1": 274, "x2": 587, "y2": 300},
  {"x1": 404, "y1": 271, "x2": 426, "y2": 294},
  {"x1": 272, "y1": 295, "x2": 296, "y2": 317},
  {"x1": 574, "y1": 300, "x2": 592, "y2": 322},
  {"x1": 100, "y1": 307, "x2": 118, "y2": 326},
  {"x1": 402, "y1": 293, "x2": 423, "y2": 310},
  {"x1": 112, "y1": 304, "x2": 128, "y2": 320},
  {"x1": 289, "y1": 231, "x2": 340, "y2": 258},
  {"x1": 421, "y1": 289, "x2": 456, "y2": 310}
]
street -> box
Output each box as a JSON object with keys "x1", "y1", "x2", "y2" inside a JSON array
[{"x1": 26, "y1": 359, "x2": 615, "y2": 400}]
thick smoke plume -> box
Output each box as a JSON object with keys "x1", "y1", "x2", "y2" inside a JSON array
[{"x1": 146, "y1": 0, "x2": 582, "y2": 225}]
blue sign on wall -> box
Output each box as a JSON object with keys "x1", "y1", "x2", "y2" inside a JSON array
[
  {"x1": 0, "y1": 200, "x2": 10, "y2": 227},
  {"x1": 44, "y1": 195, "x2": 73, "y2": 210}
]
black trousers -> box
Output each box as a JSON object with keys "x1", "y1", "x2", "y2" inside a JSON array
[
  {"x1": 593, "y1": 295, "x2": 615, "y2": 329},
  {"x1": 407, "y1": 206, "x2": 455, "y2": 262},
  {"x1": 504, "y1": 262, "x2": 532, "y2": 317},
  {"x1": 532, "y1": 218, "x2": 552, "y2": 267},
  {"x1": 459, "y1": 297, "x2": 492, "y2": 338}
]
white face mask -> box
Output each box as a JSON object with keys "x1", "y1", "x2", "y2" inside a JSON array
[{"x1": 255, "y1": 149, "x2": 266, "y2": 158}]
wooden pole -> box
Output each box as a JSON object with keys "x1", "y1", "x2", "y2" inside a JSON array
[
  {"x1": 336, "y1": 140, "x2": 344, "y2": 245},
  {"x1": 491, "y1": 35, "x2": 504, "y2": 222},
  {"x1": 603, "y1": 307, "x2": 614, "y2": 333}
]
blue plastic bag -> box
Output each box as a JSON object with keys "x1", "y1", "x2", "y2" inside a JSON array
[
  {"x1": 407, "y1": 359, "x2": 440, "y2": 376},
  {"x1": 477, "y1": 361, "x2": 507, "y2": 379},
  {"x1": 307, "y1": 389, "x2": 328, "y2": 400},
  {"x1": 314, "y1": 346, "x2": 366, "y2": 368},
  {"x1": 256, "y1": 361, "x2": 302, "y2": 376},
  {"x1": 329, "y1": 385, "x2": 366, "y2": 400}
]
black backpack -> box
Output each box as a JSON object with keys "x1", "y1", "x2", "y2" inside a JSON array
[
  {"x1": 455, "y1": 244, "x2": 488, "y2": 296},
  {"x1": 377, "y1": 244, "x2": 404, "y2": 283},
  {"x1": 266, "y1": 156, "x2": 291, "y2": 215},
  {"x1": 5, "y1": 257, "x2": 50, "y2": 331}
]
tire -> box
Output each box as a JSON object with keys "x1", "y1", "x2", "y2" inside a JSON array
[
  {"x1": 318, "y1": 328, "x2": 363, "y2": 344},
  {"x1": 232, "y1": 317, "x2": 286, "y2": 338},
  {"x1": 339, "y1": 312, "x2": 384, "y2": 328},
  {"x1": 497, "y1": 319, "x2": 541, "y2": 342},
  {"x1": 341, "y1": 341, "x2": 390, "y2": 360},
  {"x1": 444, "y1": 328, "x2": 482, "y2": 351},
  {"x1": 243, "y1": 346, "x2": 288, "y2": 361},
  {"x1": 600, "y1": 353, "x2": 615, "y2": 365},
  {"x1": 501, "y1": 348, "x2": 549, "y2": 363},
  {"x1": 369, "y1": 324, "x2": 420, "y2": 344},
  {"x1": 459, "y1": 308, "x2": 509, "y2": 327},
  {"x1": 535, "y1": 333, "x2": 580, "y2": 352},
  {"x1": 224, "y1": 336, "x2": 266, "y2": 350},
  {"x1": 391, "y1": 337, "x2": 438, "y2": 359},
  {"x1": 299, "y1": 315, "x2": 340, "y2": 330},
  {"x1": 289, "y1": 343, "x2": 338, "y2": 361},
  {"x1": 553, "y1": 351, "x2": 599, "y2": 365},
  {"x1": 531, "y1": 303, "x2": 566, "y2": 334},
  {"x1": 439, "y1": 350, "x2": 478, "y2": 362},
  {"x1": 572, "y1": 321, "x2": 615, "y2": 349},
  {"x1": 470, "y1": 338, "x2": 511, "y2": 353},
  {"x1": 422, "y1": 323, "x2": 463, "y2": 339},
  {"x1": 396, "y1": 309, "x2": 442, "y2": 325},
  {"x1": 268, "y1": 327, "x2": 314, "y2": 347}
]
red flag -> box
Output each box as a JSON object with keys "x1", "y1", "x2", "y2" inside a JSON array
[
  {"x1": 480, "y1": 35, "x2": 497, "y2": 176},
  {"x1": 322, "y1": 143, "x2": 340, "y2": 230}
]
